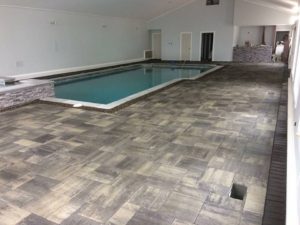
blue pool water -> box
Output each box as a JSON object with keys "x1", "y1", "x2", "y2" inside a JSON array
[{"x1": 55, "y1": 65, "x2": 213, "y2": 104}]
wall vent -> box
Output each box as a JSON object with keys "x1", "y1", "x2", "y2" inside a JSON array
[
  {"x1": 144, "y1": 50, "x2": 153, "y2": 59},
  {"x1": 206, "y1": 0, "x2": 220, "y2": 6}
]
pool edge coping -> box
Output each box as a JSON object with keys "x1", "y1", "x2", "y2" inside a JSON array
[{"x1": 41, "y1": 65, "x2": 223, "y2": 112}]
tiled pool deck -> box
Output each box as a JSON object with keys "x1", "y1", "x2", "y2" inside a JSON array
[{"x1": 0, "y1": 64, "x2": 285, "y2": 225}]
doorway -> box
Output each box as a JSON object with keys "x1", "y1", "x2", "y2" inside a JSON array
[
  {"x1": 201, "y1": 32, "x2": 214, "y2": 62},
  {"x1": 275, "y1": 31, "x2": 290, "y2": 44},
  {"x1": 180, "y1": 32, "x2": 192, "y2": 61},
  {"x1": 152, "y1": 33, "x2": 161, "y2": 59}
]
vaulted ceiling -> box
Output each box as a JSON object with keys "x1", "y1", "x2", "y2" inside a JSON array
[
  {"x1": 0, "y1": 0, "x2": 193, "y2": 20},
  {"x1": 248, "y1": 0, "x2": 298, "y2": 13},
  {"x1": 265, "y1": 0, "x2": 298, "y2": 8},
  {"x1": 0, "y1": 0, "x2": 297, "y2": 20}
]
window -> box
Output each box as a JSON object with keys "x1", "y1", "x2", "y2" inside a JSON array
[{"x1": 206, "y1": 0, "x2": 220, "y2": 5}]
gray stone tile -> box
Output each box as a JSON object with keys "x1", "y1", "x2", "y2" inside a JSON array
[
  {"x1": 61, "y1": 214, "x2": 103, "y2": 225},
  {"x1": 18, "y1": 175, "x2": 59, "y2": 196},
  {"x1": 16, "y1": 214, "x2": 58, "y2": 225},
  {"x1": 127, "y1": 208, "x2": 174, "y2": 225},
  {"x1": 0, "y1": 64, "x2": 284, "y2": 225}
]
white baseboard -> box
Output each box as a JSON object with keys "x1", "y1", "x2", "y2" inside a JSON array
[{"x1": 13, "y1": 58, "x2": 146, "y2": 80}]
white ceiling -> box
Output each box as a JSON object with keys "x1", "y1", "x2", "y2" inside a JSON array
[
  {"x1": 250, "y1": 0, "x2": 298, "y2": 13},
  {"x1": 265, "y1": 0, "x2": 298, "y2": 8},
  {"x1": 0, "y1": 0, "x2": 297, "y2": 20},
  {"x1": 0, "y1": 0, "x2": 193, "y2": 20}
]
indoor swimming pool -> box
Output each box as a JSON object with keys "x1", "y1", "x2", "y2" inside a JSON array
[{"x1": 47, "y1": 63, "x2": 221, "y2": 110}]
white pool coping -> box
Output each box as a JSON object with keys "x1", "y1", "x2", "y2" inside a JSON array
[{"x1": 42, "y1": 65, "x2": 223, "y2": 111}]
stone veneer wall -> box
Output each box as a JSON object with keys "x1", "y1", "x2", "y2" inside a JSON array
[
  {"x1": 233, "y1": 46, "x2": 273, "y2": 63},
  {"x1": 0, "y1": 82, "x2": 54, "y2": 110}
]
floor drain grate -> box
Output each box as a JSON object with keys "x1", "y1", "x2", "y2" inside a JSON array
[{"x1": 230, "y1": 183, "x2": 247, "y2": 200}]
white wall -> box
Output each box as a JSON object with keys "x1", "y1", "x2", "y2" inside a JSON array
[
  {"x1": 238, "y1": 26, "x2": 264, "y2": 46},
  {"x1": 233, "y1": 26, "x2": 240, "y2": 47},
  {"x1": 287, "y1": 1, "x2": 300, "y2": 223},
  {"x1": 234, "y1": 0, "x2": 292, "y2": 26},
  {"x1": 276, "y1": 25, "x2": 292, "y2": 32},
  {"x1": 0, "y1": 6, "x2": 149, "y2": 78},
  {"x1": 237, "y1": 26, "x2": 274, "y2": 46},
  {"x1": 148, "y1": 0, "x2": 235, "y2": 61}
]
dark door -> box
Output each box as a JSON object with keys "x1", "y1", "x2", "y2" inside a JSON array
[{"x1": 201, "y1": 33, "x2": 214, "y2": 62}]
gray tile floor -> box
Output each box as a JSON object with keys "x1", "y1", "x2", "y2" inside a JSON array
[{"x1": 0, "y1": 64, "x2": 284, "y2": 225}]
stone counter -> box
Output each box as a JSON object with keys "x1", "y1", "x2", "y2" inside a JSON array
[
  {"x1": 0, "y1": 79, "x2": 54, "y2": 110},
  {"x1": 233, "y1": 45, "x2": 273, "y2": 63}
]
